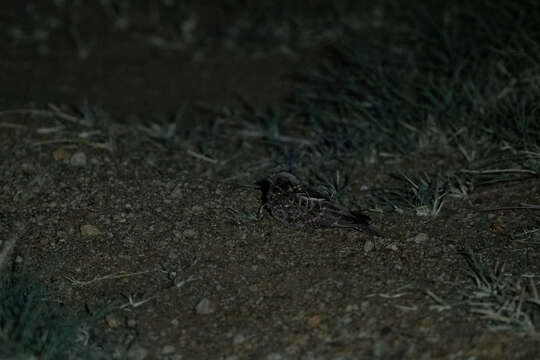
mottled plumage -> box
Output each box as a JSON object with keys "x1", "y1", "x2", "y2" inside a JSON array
[{"x1": 258, "y1": 171, "x2": 383, "y2": 236}]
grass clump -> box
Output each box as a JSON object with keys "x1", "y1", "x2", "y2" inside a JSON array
[
  {"x1": 0, "y1": 272, "x2": 104, "y2": 359},
  {"x1": 462, "y1": 247, "x2": 540, "y2": 335},
  {"x1": 427, "y1": 245, "x2": 540, "y2": 335},
  {"x1": 0, "y1": 225, "x2": 106, "y2": 360},
  {"x1": 288, "y1": 0, "x2": 540, "y2": 161},
  {"x1": 368, "y1": 172, "x2": 474, "y2": 216}
]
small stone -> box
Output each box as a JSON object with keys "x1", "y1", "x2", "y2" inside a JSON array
[
  {"x1": 364, "y1": 239, "x2": 374, "y2": 253},
  {"x1": 105, "y1": 314, "x2": 121, "y2": 328},
  {"x1": 307, "y1": 314, "x2": 321, "y2": 328},
  {"x1": 170, "y1": 186, "x2": 183, "y2": 199},
  {"x1": 195, "y1": 297, "x2": 216, "y2": 314},
  {"x1": 412, "y1": 233, "x2": 429, "y2": 244},
  {"x1": 161, "y1": 345, "x2": 175, "y2": 355},
  {"x1": 126, "y1": 344, "x2": 148, "y2": 360},
  {"x1": 183, "y1": 229, "x2": 197, "y2": 238},
  {"x1": 20, "y1": 163, "x2": 35, "y2": 173},
  {"x1": 70, "y1": 151, "x2": 87, "y2": 167},
  {"x1": 191, "y1": 205, "x2": 204, "y2": 214},
  {"x1": 385, "y1": 243, "x2": 398, "y2": 251},
  {"x1": 53, "y1": 147, "x2": 71, "y2": 161},
  {"x1": 233, "y1": 334, "x2": 246, "y2": 345},
  {"x1": 285, "y1": 344, "x2": 299, "y2": 355},
  {"x1": 80, "y1": 224, "x2": 100, "y2": 237}
]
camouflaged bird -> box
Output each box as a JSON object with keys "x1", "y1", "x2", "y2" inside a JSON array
[{"x1": 257, "y1": 171, "x2": 383, "y2": 236}]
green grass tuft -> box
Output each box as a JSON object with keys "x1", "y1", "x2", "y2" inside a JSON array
[{"x1": 0, "y1": 272, "x2": 107, "y2": 359}]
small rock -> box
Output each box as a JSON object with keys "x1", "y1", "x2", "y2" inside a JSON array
[
  {"x1": 233, "y1": 334, "x2": 246, "y2": 345},
  {"x1": 80, "y1": 224, "x2": 100, "y2": 237},
  {"x1": 161, "y1": 345, "x2": 175, "y2": 355},
  {"x1": 70, "y1": 151, "x2": 87, "y2": 167},
  {"x1": 105, "y1": 314, "x2": 121, "y2": 328},
  {"x1": 285, "y1": 344, "x2": 299, "y2": 355},
  {"x1": 191, "y1": 205, "x2": 204, "y2": 214},
  {"x1": 385, "y1": 243, "x2": 398, "y2": 251},
  {"x1": 20, "y1": 162, "x2": 35, "y2": 173},
  {"x1": 411, "y1": 233, "x2": 429, "y2": 244},
  {"x1": 170, "y1": 185, "x2": 183, "y2": 199},
  {"x1": 307, "y1": 315, "x2": 321, "y2": 328},
  {"x1": 195, "y1": 297, "x2": 216, "y2": 314},
  {"x1": 364, "y1": 239, "x2": 374, "y2": 253},
  {"x1": 183, "y1": 229, "x2": 197, "y2": 238},
  {"x1": 126, "y1": 344, "x2": 148, "y2": 360},
  {"x1": 53, "y1": 147, "x2": 72, "y2": 161}
]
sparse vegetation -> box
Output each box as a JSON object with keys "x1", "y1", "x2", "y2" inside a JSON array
[
  {"x1": 462, "y1": 247, "x2": 540, "y2": 335},
  {"x1": 1, "y1": 0, "x2": 539, "y2": 358},
  {"x1": 0, "y1": 269, "x2": 105, "y2": 359}
]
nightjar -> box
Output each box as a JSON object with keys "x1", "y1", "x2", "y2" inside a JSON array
[{"x1": 257, "y1": 171, "x2": 383, "y2": 236}]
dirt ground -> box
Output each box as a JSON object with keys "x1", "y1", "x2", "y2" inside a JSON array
[{"x1": 1, "y1": 2, "x2": 540, "y2": 359}]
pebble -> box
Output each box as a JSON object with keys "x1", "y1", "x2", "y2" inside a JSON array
[
  {"x1": 412, "y1": 233, "x2": 429, "y2": 244},
  {"x1": 385, "y1": 243, "x2": 398, "y2": 251},
  {"x1": 105, "y1": 314, "x2": 121, "y2": 328},
  {"x1": 170, "y1": 186, "x2": 183, "y2": 199},
  {"x1": 53, "y1": 147, "x2": 71, "y2": 161},
  {"x1": 233, "y1": 334, "x2": 246, "y2": 345},
  {"x1": 195, "y1": 297, "x2": 216, "y2": 314},
  {"x1": 70, "y1": 151, "x2": 87, "y2": 167},
  {"x1": 161, "y1": 345, "x2": 175, "y2": 355},
  {"x1": 80, "y1": 224, "x2": 101, "y2": 237},
  {"x1": 183, "y1": 229, "x2": 197, "y2": 238},
  {"x1": 127, "y1": 318, "x2": 137, "y2": 328},
  {"x1": 126, "y1": 344, "x2": 148, "y2": 360},
  {"x1": 307, "y1": 314, "x2": 321, "y2": 328},
  {"x1": 191, "y1": 205, "x2": 204, "y2": 214},
  {"x1": 363, "y1": 239, "x2": 374, "y2": 253}
]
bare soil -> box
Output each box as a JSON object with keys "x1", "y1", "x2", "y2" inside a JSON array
[{"x1": 1, "y1": 2, "x2": 539, "y2": 359}]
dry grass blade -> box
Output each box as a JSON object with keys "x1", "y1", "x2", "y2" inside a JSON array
[
  {"x1": 462, "y1": 247, "x2": 540, "y2": 334},
  {"x1": 0, "y1": 225, "x2": 21, "y2": 274}
]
